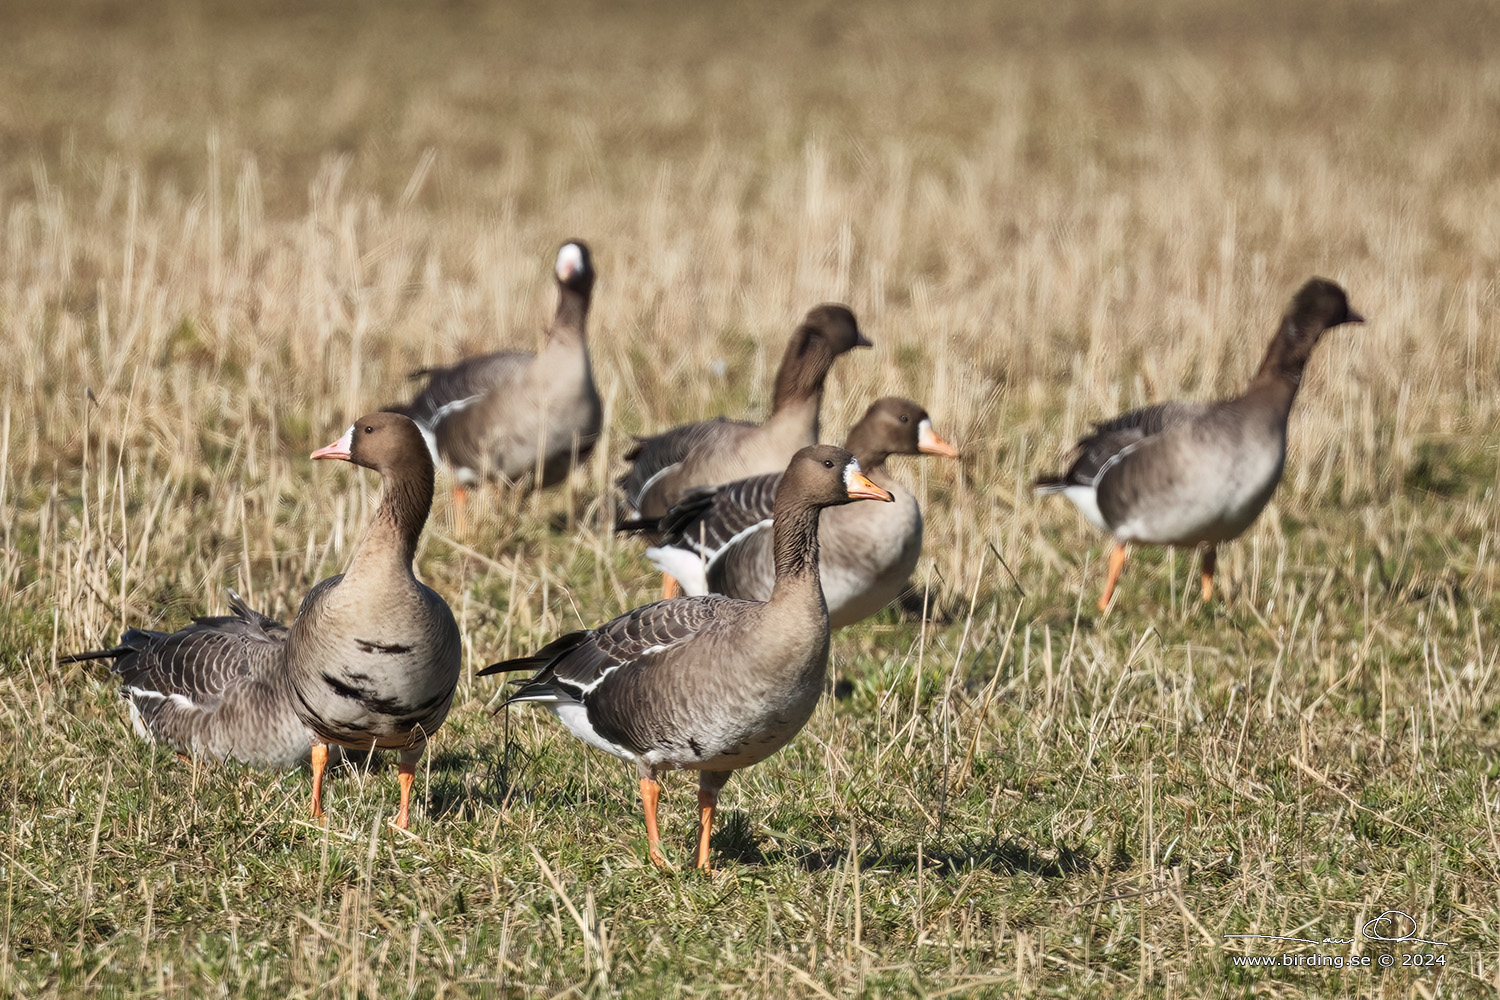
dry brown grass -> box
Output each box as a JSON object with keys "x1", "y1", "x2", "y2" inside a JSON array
[{"x1": 2, "y1": 0, "x2": 1499, "y2": 996}]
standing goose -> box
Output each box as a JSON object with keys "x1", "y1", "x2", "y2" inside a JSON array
[
  {"x1": 484, "y1": 445, "x2": 894, "y2": 870},
  {"x1": 396, "y1": 240, "x2": 602, "y2": 525},
  {"x1": 1035, "y1": 277, "x2": 1364, "y2": 610},
  {"x1": 60, "y1": 592, "x2": 314, "y2": 769},
  {"x1": 634, "y1": 397, "x2": 958, "y2": 627},
  {"x1": 292, "y1": 412, "x2": 462, "y2": 828},
  {"x1": 617, "y1": 304, "x2": 872, "y2": 524}
]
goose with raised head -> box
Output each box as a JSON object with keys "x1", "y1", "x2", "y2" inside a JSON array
[
  {"x1": 1035, "y1": 278, "x2": 1364, "y2": 610},
  {"x1": 617, "y1": 304, "x2": 871, "y2": 524},
  {"x1": 486, "y1": 445, "x2": 893, "y2": 870},
  {"x1": 635, "y1": 397, "x2": 958, "y2": 628},
  {"x1": 291, "y1": 411, "x2": 461, "y2": 828},
  {"x1": 60, "y1": 591, "x2": 314, "y2": 769},
  {"x1": 396, "y1": 240, "x2": 602, "y2": 525}
]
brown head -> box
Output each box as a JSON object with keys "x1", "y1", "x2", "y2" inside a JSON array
[
  {"x1": 551, "y1": 240, "x2": 595, "y2": 336},
  {"x1": 1256, "y1": 278, "x2": 1364, "y2": 385},
  {"x1": 842, "y1": 397, "x2": 959, "y2": 470},
  {"x1": 312, "y1": 412, "x2": 435, "y2": 477},
  {"x1": 772, "y1": 444, "x2": 893, "y2": 583},
  {"x1": 312, "y1": 412, "x2": 436, "y2": 557},
  {"x1": 771, "y1": 305, "x2": 872, "y2": 410},
  {"x1": 775, "y1": 444, "x2": 893, "y2": 516},
  {"x1": 554, "y1": 240, "x2": 595, "y2": 298}
]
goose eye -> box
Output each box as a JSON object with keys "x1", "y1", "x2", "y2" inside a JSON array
[
  {"x1": 823, "y1": 459, "x2": 834, "y2": 468},
  {"x1": 899, "y1": 414, "x2": 909, "y2": 422},
  {"x1": 364, "y1": 425, "x2": 374, "y2": 434}
]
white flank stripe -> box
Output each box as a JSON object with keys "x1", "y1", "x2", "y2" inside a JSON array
[
  {"x1": 645, "y1": 545, "x2": 710, "y2": 595},
  {"x1": 1062, "y1": 485, "x2": 1110, "y2": 532},
  {"x1": 631, "y1": 462, "x2": 678, "y2": 510},
  {"x1": 551, "y1": 702, "x2": 637, "y2": 762}
]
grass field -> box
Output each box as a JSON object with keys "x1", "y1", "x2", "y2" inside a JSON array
[{"x1": 3, "y1": 0, "x2": 1499, "y2": 995}]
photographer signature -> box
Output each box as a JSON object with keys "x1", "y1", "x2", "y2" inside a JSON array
[{"x1": 1224, "y1": 909, "x2": 1449, "y2": 948}]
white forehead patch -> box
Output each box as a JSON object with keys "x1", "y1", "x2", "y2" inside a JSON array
[
  {"x1": 842, "y1": 458, "x2": 863, "y2": 489},
  {"x1": 556, "y1": 243, "x2": 585, "y2": 280}
]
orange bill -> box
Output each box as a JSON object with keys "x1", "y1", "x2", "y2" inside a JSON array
[
  {"x1": 845, "y1": 464, "x2": 895, "y2": 502},
  {"x1": 310, "y1": 426, "x2": 354, "y2": 462},
  {"x1": 917, "y1": 420, "x2": 959, "y2": 458}
]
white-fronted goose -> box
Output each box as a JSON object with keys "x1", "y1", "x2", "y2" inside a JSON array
[
  {"x1": 635, "y1": 397, "x2": 958, "y2": 627},
  {"x1": 617, "y1": 305, "x2": 871, "y2": 524},
  {"x1": 396, "y1": 240, "x2": 602, "y2": 523},
  {"x1": 60, "y1": 591, "x2": 314, "y2": 769},
  {"x1": 484, "y1": 445, "x2": 894, "y2": 869},
  {"x1": 292, "y1": 412, "x2": 462, "y2": 827},
  {"x1": 1035, "y1": 278, "x2": 1364, "y2": 610}
]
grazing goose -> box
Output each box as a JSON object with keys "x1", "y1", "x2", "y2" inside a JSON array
[
  {"x1": 635, "y1": 397, "x2": 958, "y2": 627},
  {"x1": 484, "y1": 445, "x2": 894, "y2": 869},
  {"x1": 396, "y1": 240, "x2": 602, "y2": 524},
  {"x1": 60, "y1": 591, "x2": 314, "y2": 769},
  {"x1": 617, "y1": 304, "x2": 871, "y2": 524},
  {"x1": 293, "y1": 412, "x2": 462, "y2": 828},
  {"x1": 1035, "y1": 278, "x2": 1364, "y2": 610}
]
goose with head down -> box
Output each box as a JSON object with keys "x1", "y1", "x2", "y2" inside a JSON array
[
  {"x1": 486, "y1": 444, "x2": 893, "y2": 870},
  {"x1": 1035, "y1": 277, "x2": 1364, "y2": 610}
]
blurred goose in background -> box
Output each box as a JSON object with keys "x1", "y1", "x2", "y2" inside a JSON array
[
  {"x1": 485, "y1": 445, "x2": 893, "y2": 870},
  {"x1": 396, "y1": 240, "x2": 601, "y2": 527},
  {"x1": 632, "y1": 397, "x2": 957, "y2": 627},
  {"x1": 617, "y1": 304, "x2": 871, "y2": 524},
  {"x1": 291, "y1": 412, "x2": 462, "y2": 828},
  {"x1": 61, "y1": 592, "x2": 315, "y2": 770},
  {"x1": 1035, "y1": 277, "x2": 1364, "y2": 610}
]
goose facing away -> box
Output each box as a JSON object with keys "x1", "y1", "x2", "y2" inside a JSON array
[
  {"x1": 638, "y1": 397, "x2": 958, "y2": 627},
  {"x1": 1035, "y1": 277, "x2": 1364, "y2": 610},
  {"x1": 617, "y1": 304, "x2": 872, "y2": 523},
  {"x1": 60, "y1": 591, "x2": 313, "y2": 769},
  {"x1": 291, "y1": 412, "x2": 462, "y2": 828},
  {"x1": 484, "y1": 445, "x2": 894, "y2": 870},
  {"x1": 396, "y1": 240, "x2": 602, "y2": 523}
]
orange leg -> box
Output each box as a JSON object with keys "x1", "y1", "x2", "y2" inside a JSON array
[
  {"x1": 694, "y1": 785, "x2": 719, "y2": 870},
  {"x1": 453, "y1": 486, "x2": 469, "y2": 534},
  {"x1": 1099, "y1": 542, "x2": 1129, "y2": 612},
  {"x1": 641, "y1": 776, "x2": 668, "y2": 868},
  {"x1": 662, "y1": 574, "x2": 682, "y2": 600},
  {"x1": 395, "y1": 759, "x2": 417, "y2": 830},
  {"x1": 309, "y1": 741, "x2": 329, "y2": 821},
  {"x1": 1200, "y1": 546, "x2": 1217, "y2": 602}
]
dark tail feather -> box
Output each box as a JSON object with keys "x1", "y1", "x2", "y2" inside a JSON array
[
  {"x1": 477, "y1": 630, "x2": 591, "y2": 677},
  {"x1": 58, "y1": 645, "x2": 131, "y2": 665},
  {"x1": 615, "y1": 513, "x2": 661, "y2": 534},
  {"x1": 655, "y1": 487, "x2": 717, "y2": 540},
  {"x1": 1032, "y1": 475, "x2": 1069, "y2": 495}
]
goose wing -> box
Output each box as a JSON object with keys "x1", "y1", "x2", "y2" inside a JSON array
[
  {"x1": 1039, "y1": 400, "x2": 1206, "y2": 490},
  {"x1": 395, "y1": 350, "x2": 532, "y2": 430}
]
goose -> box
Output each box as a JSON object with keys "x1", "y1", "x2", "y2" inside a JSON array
[
  {"x1": 396, "y1": 240, "x2": 602, "y2": 525},
  {"x1": 617, "y1": 304, "x2": 871, "y2": 524},
  {"x1": 634, "y1": 397, "x2": 958, "y2": 627},
  {"x1": 291, "y1": 412, "x2": 462, "y2": 828},
  {"x1": 484, "y1": 444, "x2": 893, "y2": 870},
  {"x1": 60, "y1": 591, "x2": 315, "y2": 770},
  {"x1": 58, "y1": 412, "x2": 458, "y2": 831},
  {"x1": 1035, "y1": 277, "x2": 1364, "y2": 610}
]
